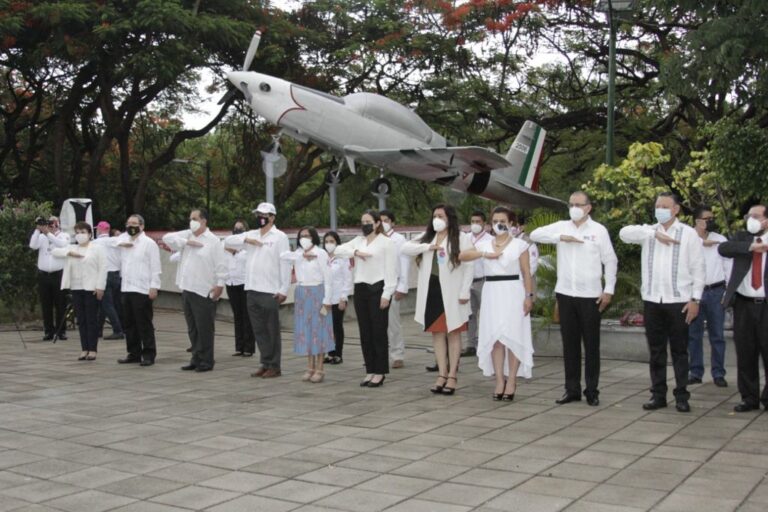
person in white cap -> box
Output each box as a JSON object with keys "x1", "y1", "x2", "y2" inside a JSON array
[{"x1": 225, "y1": 202, "x2": 291, "y2": 378}]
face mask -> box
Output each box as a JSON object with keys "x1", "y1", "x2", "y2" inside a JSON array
[
  {"x1": 189, "y1": 220, "x2": 201, "y2": 232},
  {"x1": 654, "y1": 208, "x2": 672, "y2": 224},
  {"x1": 569, "y1": 206, "x2": 586, "y2": 222},
  {"x1": 432, "y1": 218, "x2": 447, "y2": 232},
  {"x1": 362, "y1": 224, "x2": 374, "y2": 236},
  {"x1": 381, "y1": 222, "x2": 392, "y2": 233},
  {"x1": 126, "y1": 226, "x2": 140, "y2": 237},
  {"x1": 299, "y1": 238, "x2": 313, "y2": 250},
  {"x1": 470, "y1": 223, "x2": 483, "y2": 234},
  {"x1": 75, "y1": 233, "x2": 90, "y2": 245},
  {"x1": 704, "y1": 220, "x2": 716, "y2": 232},
  {"x1": 233, "y1": 228, "x2": 244, "y2": 235},
  {"x1": 325, "y1": 242, "x2": 336, "y2": 254},
  {"x1": 747, "y1": 217, "x2": 763, "y2": 234},
  {"x1": 256, "y1": 216, "x2": 269, "y2": 228},
  {"x1": 493, "y1": 223, "x2": 508, "y2": 235}
]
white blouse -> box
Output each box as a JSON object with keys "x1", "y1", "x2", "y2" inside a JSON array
[{"x1": 334, "y1": 233, "x2": 398, "y2": 301}]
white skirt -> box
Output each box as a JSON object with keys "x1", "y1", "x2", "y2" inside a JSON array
[{"x1": 477, "y1": 280, "x2": 534, "y2": 378}]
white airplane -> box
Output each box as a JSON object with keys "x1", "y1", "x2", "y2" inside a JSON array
[{"x1": 224, "y1": 32, "x2": 565, "y2": 210}]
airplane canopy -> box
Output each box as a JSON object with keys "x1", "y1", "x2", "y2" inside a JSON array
[{"x1": 344, "y1": 92, "x2": 439, "y2": 144}]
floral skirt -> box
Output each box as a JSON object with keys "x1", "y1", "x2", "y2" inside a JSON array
[{"x1": 294, "y1": 284, "x2": 335, "y2": 355}]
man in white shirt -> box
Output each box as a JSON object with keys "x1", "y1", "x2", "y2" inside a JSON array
[
  {"x1": 225, "y1": 202, "x2": 291, "y2": 378},
  {"x1": 116, "y1": 214, "x2": 161, "y2": 366},
  {"x1": 163, "y1": 209, "x2": 228, "y2": 372},
  {"x1": 719, "y1": 204, "x2": 768, "y2": 412},
  {"x1": 620, "y1": 192, "x2": 705, "y2": 413},
  {"x1": 531, "y1": 191, "x2": 618, "y2": 407},
  {"x1": 688, "y1": 206, "x2": 732, "y2": 388},
  {"x1": 29, "y1": 215, "x2": 70, "y2": 341},
  {"x1": 464, "y1": 209, "x2": 492, "y2": 357},
  {"x1": 380, "y1": 210, "x2": 410, "y2": 368},
  {"x1": 93, "y1": 221, "x2": 124, "y2": 340}
]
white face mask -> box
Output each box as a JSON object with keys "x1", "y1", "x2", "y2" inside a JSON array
[
  {"x1": 324, "y1": 242, "x2": 336, "y2": 254},
  {"x1": 381, "y1": 222, "x2": 392, "y2": 233},
  {"x1": 299, "y1": 238, "x2": 313, "y2": 250},
  {"x1": 569, "y1": 206, "x2": 586, "y2": 222},
  {"x1": 493, "y1": 223, "x2": 508, "y2": 235},
  {"x1": 75, "y1": 233, "x2": 90, "y2": 245},
  {"x1": 470, "y1": 223, "x2": 483, "y2": 234},
  {"x1": 654, "y1": 208, "x2": 672, "y2": 224},
  {"x1": 189, "y1": 220, "x2": 201, "y2": 232},
  {"x1": 747, "y1": 217, "x2": 763, "y2": 235},
  {"x1": 432, "y1": 217, "x2": 447, "y2": 232}
]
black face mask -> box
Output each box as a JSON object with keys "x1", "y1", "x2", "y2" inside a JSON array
[
  {"x1": 362, "y1": 224, "x2": 374, "y2": 236},
  {"x1": 233, "y1": 228, "x2": 244, "y2": 235},
  {"x1": 256, "y1": 216, "x2": 269, "y2": 228},
  {"x1": 705, "y1": 219, "x2": 716, "y2": 232},
  {"x1": 126, "y1": 226, "x2": 140, "y2": 236}
]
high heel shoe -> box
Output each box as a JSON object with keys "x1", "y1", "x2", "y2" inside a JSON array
[
  {"x1": 310, "y1": 370, "x2": 325, "y2": 383},
  {"x1": 493, "y1": 380, "x2": 506, "y2": 401},
  {"x1": 430, "y1": 375, "x2": 447, "y2": 394},
  {"x1": 501, "y1": 393, "x2": 515, "y2": 401},
  {"x1": 441, "y1": 376, "x2": 457, "y2": 395},
  {"x1": 302, "y1": 369, "x2": 314, "y2": 382},
  {"x1": 367, "y1": 375, "x2": 385, "y2": 387},
  {"x1": 77, "y1": 352, "x2": 88, "y2": 361},
  {"x1": 360, "y1": 375, "x2": 373, "y2": 387}
]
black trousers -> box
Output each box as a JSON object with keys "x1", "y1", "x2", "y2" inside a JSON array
[
  {"x1": 354, "y1": 281, "x2": 389, "y2": 374},
  {"x1": 557, "y1": 294, "x2": 601, "y2": 398},
  {"x1": 71, "y1": 289, "x2": 99, "y2": 352},
  {"x1": 182, "y1": 291, "x2": 217, "y2": 369},
  {"x1": 643, "y1": 301, "x2": 690, "y2": 401},
  {"x1": 226, "y1": 284, "x2": 255, "y2": 354},
  {"x1": 122, "y1": 292, "x2": 156, "y2": 361},
  {"x1": 247, "y1": 291, "x2": 282, "y2": 369},
  {"x1": 98, "y1": 271, "x2": 123, "y2": 335},
  {"x1": 38, "y1": 270, "x2": 67, "y2": 336},
  {"x1": 733, "y1": 295, "x2": 768, "y2": 406},
  {"x1": 328, "y1": 304, "x2": 346, "y2": 358}
]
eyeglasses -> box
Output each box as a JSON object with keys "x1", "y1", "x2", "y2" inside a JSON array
[{"x1": 568, "y1": 203, "x2": 588, "y2": 208}]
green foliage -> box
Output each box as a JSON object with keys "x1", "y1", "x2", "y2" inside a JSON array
[{"x1": 0, "y1": 197, "x2": 53, "y2": 320}]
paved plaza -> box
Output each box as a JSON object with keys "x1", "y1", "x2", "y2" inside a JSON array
[{"x1": 0, "y1": 309, "x2": 766, "y2": 512}]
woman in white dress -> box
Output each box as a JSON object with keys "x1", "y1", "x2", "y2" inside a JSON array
[
  {"x1": 460, "y1": 206, "x2": 534, "y2": 401},
  {"x1": 402, "y1": 204, "x2": 473, "y2": 395}
]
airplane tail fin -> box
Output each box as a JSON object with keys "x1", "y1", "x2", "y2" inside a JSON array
[{"x1": 502, "y1": 121, "x2": 546, "y2": 192}]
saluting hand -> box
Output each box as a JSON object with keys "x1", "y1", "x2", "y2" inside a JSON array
[
  {"x1": 186, "y1": 239, "x2": 203, "y2": 248},
  {"x1": 654, "y1": 231, "x2": 680, "y2": 246},
  {"x1": 68, "y1": 250, "x2": 83, "y2": 258},
  {"x1": 702, "y1": 239, "x2": 721, "y2": 247},
  {"x1": 245, "y1": 238, "x2": 263, "y2": 247},
  {"x1": 750, "y1": 242, "x2": 768, "y2": 253},
  {"x1": 560, "y1": 235, "x2": 584, "y2": 244}
]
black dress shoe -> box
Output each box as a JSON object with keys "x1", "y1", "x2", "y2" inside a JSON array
[
  {"x1": 675, "y1": 400, "x2": 691, "y2": 413},
  {"x1": 117, "y1": 357, "x2": 140, "y2": 364},
  {"x1": 555, "y1": 394, "x2": 581, "y2": 405},
  {"x1": 687, "y1": 376, "x2": 702, "y2": 385},
  {"x1": 642, "y1": 398, "x2": 668, "y2": 410},
  {"x1": 733, "y1": 401, "x2": 760, "y2": 412},
  {"x1": 367, "y1": 375, "x2": 385, "y2": 387},
  {"x1": 57, "y1": 334, "x2": 67, "y2": 340},
  {"x1": 181, "y1": 364, "x2": 197, "y2": 371},
  {"x1": 714, "y1": 377, "x2": 728, "y2": 388},
  {"x1": 586, "y1": 396, "x2": 600, "y2": 406},
  {"x1": 139, "y1": 360, "x2": 154, "y2": 367},
  {"x1": 425, "y1": 363, "x2": 438, "y2": 372},
  {"x1": 186, "y1": 347, "x2": 192, "y2": 353},
  {"x1": 194, "y1": 366, "x2": 212, "y2": 373},
  {"x1": 242, "y1": 353, "x2": 253, "y2": 358},
  {"x1": 42, "y1": 334, "x2": 54, "y2": 341},
  {"x1": 460, "y1": 347, "x2": 476, "y2": 357},
  {"x1": 232, "y1": 352, "x2": 244, "y2": 357}
]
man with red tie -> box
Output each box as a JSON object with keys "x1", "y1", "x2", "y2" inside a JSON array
[{"x1": 719, "y1": 204, "x2": 768, "y2": 412}]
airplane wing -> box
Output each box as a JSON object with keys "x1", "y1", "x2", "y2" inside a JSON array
[
  {"x1": 484, "y1": 176, "x2": 567, "y2": 211},
  {"x1": 343, "y1": 145, "x2": 511, "y2": 181}
]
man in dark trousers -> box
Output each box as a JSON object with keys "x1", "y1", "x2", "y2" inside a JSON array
[
  {"x1": 29, "y1": 216, "x2": 70, "y2": 340},
  {"x1": 719, "y1": 204, "x2": 768, "y2": 412}
]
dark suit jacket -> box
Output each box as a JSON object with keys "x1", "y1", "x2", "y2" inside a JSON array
[{"x1": 718, "y1": 231, "x2": 768, "y2": 306}]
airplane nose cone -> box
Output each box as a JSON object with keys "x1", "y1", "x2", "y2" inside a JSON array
[{"x1": 226, "y1": 71, "x2": 247, "y2": 88}]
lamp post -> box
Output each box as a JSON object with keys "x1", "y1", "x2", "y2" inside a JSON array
[
  {"x1": 596, "y1": 0, "x2": 636, "y2": 166},
  {"x1": 172, "y1": 159, "x2": 211, "y2": 212}
]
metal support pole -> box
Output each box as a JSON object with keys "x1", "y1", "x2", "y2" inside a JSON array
[
  {"x1": 266, "y1": 174, "x2": 274, "y2": 204},
  {"x1": 329, "y1": 172, "x2": 339, "y2": 231},
  {"x1": 606, "y1": 2, "x2": 617, "y2": 167}
]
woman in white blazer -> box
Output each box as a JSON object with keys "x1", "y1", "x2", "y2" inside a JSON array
[
  {"x1": 402, "y1": 204, "x2": 473, "y2": 395},
  {"x1": 53, "y1": 222, "x2": 107, "y2": 361}
]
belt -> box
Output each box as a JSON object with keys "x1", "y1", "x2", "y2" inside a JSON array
[
  {"x1": 736, "y1": 293, "x2": 767, "y2": 304},
  {"x1": 485, "y1": 275, "x2": 520, "y2": 282},
  {"x1": 472, "y1": 278, "x2": 484, "y2": 283},
  {"x1": 704, "y1": 281, "x2": 725, "y2": 291},
  {"x1": 38, "y1": 269, "x2": 62, "y2": 274}
]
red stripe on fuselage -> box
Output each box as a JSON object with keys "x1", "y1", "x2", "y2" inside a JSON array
[{"x1": 276, "y1": 85, "x2": 306, "y2": 125}]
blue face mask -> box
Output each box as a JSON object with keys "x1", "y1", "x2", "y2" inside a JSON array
[{"x1": 655, "y1": 208, "x2": 672, "y2": 224}]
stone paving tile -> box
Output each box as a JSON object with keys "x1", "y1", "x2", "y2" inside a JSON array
[{"x1": 1, "y1": 311, "x2": 762, "y2": 512}]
